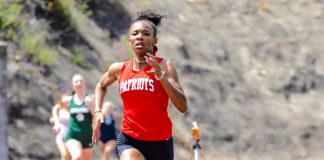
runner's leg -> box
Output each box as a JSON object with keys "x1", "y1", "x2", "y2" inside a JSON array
[
  {"x1": 103, "y1": 140, "x2": 116, "y2": 160},
  {"x1": 120, "y1": 148, "x2": 145, "y2": 160},
  {"x1": 82, "y1": 148, "x2": 93, "y2": 160},
  {"x1": 66, "y1": 139, "x2": 83, "y2": 160},
  {"x1": 99, "y1": 141, "x2": 106, "y2": 160},
  {"x1": 56, "y1": 139, "x2": 70, "y2": 160}
]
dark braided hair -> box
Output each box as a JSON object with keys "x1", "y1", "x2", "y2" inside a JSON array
[{"x1": 135, "y1": 10, "x2": 166, "y2": 37}]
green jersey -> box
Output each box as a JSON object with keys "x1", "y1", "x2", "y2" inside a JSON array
[{"x1": 64, "y1": 94, "x2": 93, "y2": 148}]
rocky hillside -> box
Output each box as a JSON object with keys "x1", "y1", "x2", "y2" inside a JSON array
[{"x1": 5, "y1": 0, "x2": 324, "y2": 159}]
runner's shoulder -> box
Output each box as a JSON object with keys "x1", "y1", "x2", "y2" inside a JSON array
[
  {"x1": 107, "y1": 62, "x2": 124, "y2": 75},
  {"x1": 62, "y1": 95, "x2": 72, "y2": 103},
  {"x1": 85, "y1": 95, "x2": 93, "y2": 103}
]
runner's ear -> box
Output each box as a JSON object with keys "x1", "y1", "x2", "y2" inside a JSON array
[{"x1": 153, "y1": 46, "x2": 158, "y2": 56}]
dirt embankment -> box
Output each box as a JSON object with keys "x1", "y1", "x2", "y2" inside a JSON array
[{"x1": 7, "y1": 0, "x2": 324, "y2": 159}]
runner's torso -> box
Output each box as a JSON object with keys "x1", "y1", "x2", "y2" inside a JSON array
[
  {"x1": 67, "y1": 94, "x2": 92, "y2": 136},
  {"x1": 118, "y1": 58, "x2": 172, "y2": 141}
]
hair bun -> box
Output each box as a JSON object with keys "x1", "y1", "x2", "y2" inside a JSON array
[{"x1": 137, "y1": 10, "x2": 166, "y2": 26}]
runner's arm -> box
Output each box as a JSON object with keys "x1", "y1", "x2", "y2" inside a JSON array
[
  {"x1": 85, "y1": 95, "x2": 95, "y2": 116},
  {"x1": 92, "y1": 62, "x2": 123, "y2": 143},
  {"x1": 94, "y1": 62, "x2": 122, "y2": 112},
  {"x1": 161, "y1": 60, "x2": 188, "y2": 113},
  {"x1": 52, "y1": 96, "x2": 70, "y2": 126}
]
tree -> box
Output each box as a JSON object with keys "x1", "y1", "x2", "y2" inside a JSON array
[{"x1": 0, "y1": 42, "x2": 8, "y2": 160}]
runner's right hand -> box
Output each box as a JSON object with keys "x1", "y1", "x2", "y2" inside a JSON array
[
  {"x1": 92, "y1": 111, "x2": 104, "y2": 143},
  {"x1": 53, "y1": 123, "x2": 61, "y2": 134}
]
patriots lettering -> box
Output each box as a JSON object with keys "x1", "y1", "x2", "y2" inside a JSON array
[{"x1": 120, "y1": 78, "x2": 154, "y2": 93}]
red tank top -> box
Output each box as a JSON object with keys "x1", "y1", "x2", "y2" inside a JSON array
[{"x1": 118, "y1": 58, "x2": 172, "y2": 141}]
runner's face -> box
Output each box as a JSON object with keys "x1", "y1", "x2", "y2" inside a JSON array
[
  {"x1": 72, "y1": 75, "x2": 85, "y2": 93},
  {"x1": 129, "y1": 21, "x2": 157, "y2": 55}
]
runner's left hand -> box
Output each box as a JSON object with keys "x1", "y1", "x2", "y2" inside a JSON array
[{"x1": 145, "y1": 53, "x2": 163, "y2": 78}]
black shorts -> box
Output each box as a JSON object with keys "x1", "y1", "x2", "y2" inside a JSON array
[
  {"x1": 99, "y1": 124, "x2": 116, "y2": 144},
  {"x1": 116, "y1": 132, "x2": 174, "y2": 160}
]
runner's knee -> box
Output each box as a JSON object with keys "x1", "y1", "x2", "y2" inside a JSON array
[{"x1": 120, "y1": 149, "x2": 145, "y2": 160}]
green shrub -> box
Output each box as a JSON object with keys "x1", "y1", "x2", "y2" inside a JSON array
[
  {"x1": 70, "y1": 46, "x2": 85, "y2": 67},
  {"x1": 21, "y1": 32, "x2": 59, "y2": 65},
  {"x1": 0, "y1": 1, "x2": 24, "y2": 40},
  {"x1": 0, "y1": 0, "x2": 91, "y2": 66},
  {"x1": 33, "y1": 47, "x2": 59, "y2": 65}
]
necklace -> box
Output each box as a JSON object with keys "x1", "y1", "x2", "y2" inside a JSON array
[
  {"x1": 134, "y1": 58, "x2": 147, "y2": 63},
  {"x1": 133, "y1": 58, "x2": 147, "y2": 71}
]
